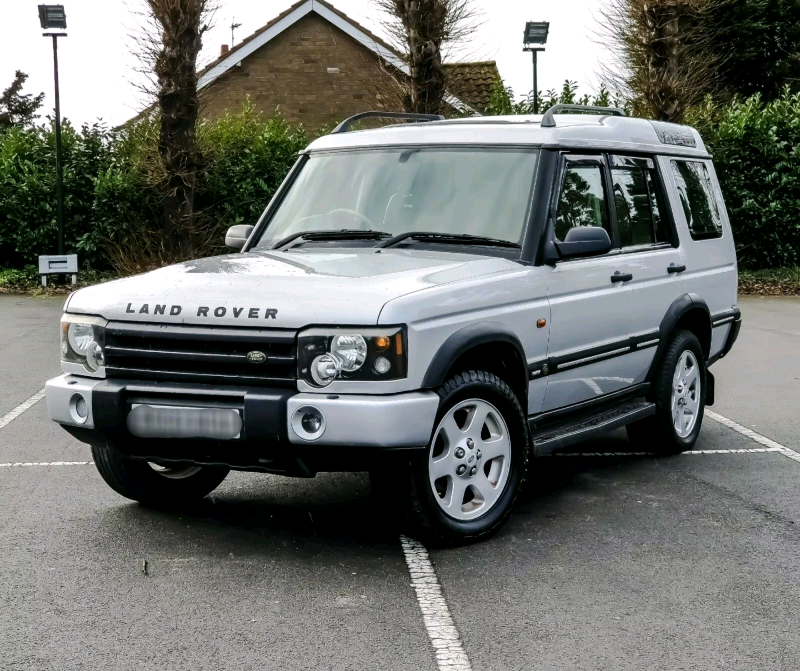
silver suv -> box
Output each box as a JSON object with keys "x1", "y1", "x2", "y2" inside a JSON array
[{"x1": 46, "y1": 106, "x2": 741, "y2": 543}]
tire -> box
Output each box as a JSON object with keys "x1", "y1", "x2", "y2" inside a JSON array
[
  {"x1": 627, "y1": 329, "x2": 706, "y2": 453},
  {"x1": 393, "y1": 371, "x2": 530, "y2": 546},
  {"x1": 91, "y1": 440, "x2": 229, "y2": 507}
]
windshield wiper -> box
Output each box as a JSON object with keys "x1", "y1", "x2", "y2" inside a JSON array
[
  {"x1": 271, "y1": 229, "x2": 391, "y2": 250},
  {"x1": 376, "y1": 231, "x2": 521, "y2": 249}
]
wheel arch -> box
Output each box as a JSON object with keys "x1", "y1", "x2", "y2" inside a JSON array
[
  {"x1": 646, "y1": 293, "x2": 712, "y2": 384},
  {"x1": 421, "y1": 322, "x2": 528, "y2": 406}
]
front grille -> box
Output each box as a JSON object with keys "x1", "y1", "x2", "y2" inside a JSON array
[{"x1": 104, "y1": 322, "x2": 297, "y2": 387}]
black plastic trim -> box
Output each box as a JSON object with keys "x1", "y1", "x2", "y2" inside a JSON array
[
  {"x1": 528, "y1": 331, "x2": 659, "y2": 380},
  {"x1": 530, "y1": 382, "x2": 651, "y2": 428},
  {"x1": 708, "y1": 309, "x2": 741, "y2": 366},
  {"x1": 532, "y1": 400, "x2": 656, "y2": 453},
  {"x1": 711, "y1": 307, "x2": 740, "y2": 326},
  {"x1": 645, "y1": 293, "x2": 711, "y2": 383},
  {"x1": 421, "y1": 322, "x2": 527, "y2": 393},
  {"x1": 106, "y1": 321, "x2": 296, "y2": 344},
  {"x1": 521, "y1": 148, "x2": 560, "y2": 265}
]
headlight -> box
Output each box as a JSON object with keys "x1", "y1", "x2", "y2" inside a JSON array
[
  {"x1": 298, "y1": 326, "x2": 407, "y2": 387},
  {"x1": 61, "y1": 314, "x2": 107, "y2": 374}
]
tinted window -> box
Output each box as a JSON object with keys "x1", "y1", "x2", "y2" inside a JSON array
[
  {"x1": 671, "y1": 160, "x2": 723, "y2": 240},
  {"x1": 555, "y1": 163, "x2": 610, "y2": 241},
  {"x1": 611, "y1": 162, "x2": 671, "y2": 247}
]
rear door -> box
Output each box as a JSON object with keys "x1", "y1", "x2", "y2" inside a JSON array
[
  {"x1": 659, "y1": 157, "x2": 739, "y2": 360},
  {"x1": 541, "y1": 155, "x2": 639, "y2": 412},
  {"x1": 609, "y1": 155, "x2": 686, "y2": 374}
]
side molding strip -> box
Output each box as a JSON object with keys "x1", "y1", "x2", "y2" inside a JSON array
[{"x1": 527, "y1": 330, "x2": 660, "y2": 380}]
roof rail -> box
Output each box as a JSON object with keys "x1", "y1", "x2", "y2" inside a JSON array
[
  {"x1": 331, "y1": 111, "x2": 445, "y2": 134},
  {"x1": 540, "y1": 104, "x2": 626, "y2": 128}
]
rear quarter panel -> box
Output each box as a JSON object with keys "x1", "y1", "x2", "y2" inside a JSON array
[{"x1": 658, "y1": 156, "x2": 738, "y2": 314}]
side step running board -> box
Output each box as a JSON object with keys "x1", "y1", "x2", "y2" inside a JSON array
[{"x1": 531, "y1": 399, "x2": 656, "y2": 453}]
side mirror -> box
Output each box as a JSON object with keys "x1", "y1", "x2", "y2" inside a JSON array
[
  {"x1": 553, "y1": 226, "x2": 612, "y2": 259},
  {"x1": 225, "y1": 225, "x2": 254, "y2": 251}
]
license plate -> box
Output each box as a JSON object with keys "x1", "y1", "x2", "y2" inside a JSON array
[{"x1": 127, "y1": 404, "x2": 242, "y2": 440}]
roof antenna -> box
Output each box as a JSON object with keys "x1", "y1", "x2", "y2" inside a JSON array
[{"x1": 230, "y1": 18, "x2": 242, "y2": 47}]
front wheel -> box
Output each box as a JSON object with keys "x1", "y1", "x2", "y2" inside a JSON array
[
  {"x1": 627, "y1": 329, "x2": 706, "y2": 453},
  {"x1": 398, "y1": 371, "x2": 530, "y2": 545},
  {"x1": 91, "y1": 440, "x2": 229, "y2": 507}
]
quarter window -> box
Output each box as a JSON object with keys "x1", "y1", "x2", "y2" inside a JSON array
[
  {"x1": 610, "y1": 159, "x2": 671, "y2": 247},
  {"x1": 671, "y1": 160, "x2": 724, "y2": 240},
  {"x1": 555, "y1": 163, "x2": 611, "y2": 241}
]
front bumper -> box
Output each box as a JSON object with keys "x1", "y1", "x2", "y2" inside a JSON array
[{"x1": 45, "y1": 375, "x2": 439, "y2": 474}]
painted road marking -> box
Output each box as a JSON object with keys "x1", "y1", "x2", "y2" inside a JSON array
[
  {"x1": 550, "y1": 447, "x2": 784, "y2": 457},
  {"x1": 706, "y1": 410, "x2": 800, "y2": 464},
  {"x1": 400, "y1": 535, "x2": 472, "y2": 671},
  {"x1": 0, "y1": 461, "x2": 94, "y2": 468},
  {"x1": 0, "y1": 389, "x2": 46, "y2": 430}
]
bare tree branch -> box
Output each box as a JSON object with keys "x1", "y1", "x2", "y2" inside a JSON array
[
  {"x1": 597, "y1": 0, "x2": 725, "y2": 122},
  {"x1": 373, "y1": 0, "x2": 480, "y2": 115}
]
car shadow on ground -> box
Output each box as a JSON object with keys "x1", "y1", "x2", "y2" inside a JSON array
[{"x1": 93, "y1": 432, "x2": 668, "y2": 556}]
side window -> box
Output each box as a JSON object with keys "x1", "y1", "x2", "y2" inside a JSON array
[
  {"x1": 670, "y1": 160, "x2": 723, "y2": 240},
  {"x1": 610, "y1": 157, "x2": 672, "y2": 247},
  {"x1": 554, "y1": 163, "x2": 610, "y2": 241}
]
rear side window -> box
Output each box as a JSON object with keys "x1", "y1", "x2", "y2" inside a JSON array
[
  {"x1": 555, "y1": 163, "x2": 611, "y2": 241},
  {"x1": 670, "y1": 160, "x2": 723, "y2": 240},
  {"x1": 610, "y1": 157, "x2": 671, "y2": 247}
]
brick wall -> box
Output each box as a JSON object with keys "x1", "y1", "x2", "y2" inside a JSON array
[{"x1": 201, "y1": 13, "x2": 399, "y2": 132}]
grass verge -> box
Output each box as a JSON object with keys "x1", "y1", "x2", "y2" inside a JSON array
[
  {"x1": 0, "y1": 265, "x2": 116, "y2": 295},
  {"x1": 738, "y1": 268, "x2": 800, "y2": 295}
]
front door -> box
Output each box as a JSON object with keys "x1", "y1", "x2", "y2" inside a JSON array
[{"x1": 541, "y1": 155, "x2": 643, "y2": 412}]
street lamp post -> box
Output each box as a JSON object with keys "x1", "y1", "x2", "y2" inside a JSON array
[
  {"x1": 523, "y1": 21, "x2": 550, "y2": 115},
  {"x1": 38, "y1": 5, "x2": 67, "y2": 256}
]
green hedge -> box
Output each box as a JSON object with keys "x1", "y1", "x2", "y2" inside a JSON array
[
  {"x1": 0, "y1": 105, "x2": 307, "y2": 271},
  {"x1": 0, "y1": 121, "x2": 114, "y2": 267},
  {"x1": 689, "y1": 90, "x2": 800, "y2": 269}
]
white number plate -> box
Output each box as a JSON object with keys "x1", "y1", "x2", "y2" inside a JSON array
[{"x1": 127, "y1": 404, "x2": 243, "y2": 440}]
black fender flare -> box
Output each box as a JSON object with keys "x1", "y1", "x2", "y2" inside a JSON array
[
  {"x1": 421, "y1": 322, "x2": 528, "y2": 394},
  {"x1": 646, "y1": 293, "x2": 711, "y2": 383}
]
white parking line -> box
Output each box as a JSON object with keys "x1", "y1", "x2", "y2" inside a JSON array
[
  {"x1": 0, "y1": 389, "x2": 46, "y2": 429},
  {"x1": 550, "y1": 447, "x2": 784, "y2": 457},
  {"x1": 400, "y1": 535, "x2": 472, "y2": 671},
  {"x1": 706, "y1": 410, "x2": 800, "y2": 464},
  {"x1": 0, "y1": 461, "x2": 93, "y2": 468}
]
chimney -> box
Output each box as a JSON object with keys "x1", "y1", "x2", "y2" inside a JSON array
[{"x1": 220, "y1": 44, "x2": 229, "y2": 56}]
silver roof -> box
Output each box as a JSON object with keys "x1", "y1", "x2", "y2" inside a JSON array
[{"x1": 306, "y1": 114, "x2": 710, "y2": 158}]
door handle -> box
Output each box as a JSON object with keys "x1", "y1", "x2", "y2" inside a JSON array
[
  {"x1": 667, "y1": 263, "x2": 687, "y2": 274},
  {"x1": 611, "y1": 271, "x2": 633, "y2": 283}
]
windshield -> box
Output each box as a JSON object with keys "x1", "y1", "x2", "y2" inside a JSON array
[{"x1": 253, "y1": 148, "x2": 539, "y2": 249}]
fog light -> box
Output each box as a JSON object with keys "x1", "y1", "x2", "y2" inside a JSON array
[
  {"x1": 291, "y1": 406, "x2": 326, "y2": 441},
  {"x1": 68, "y1": 393, "x2": 88, "y2": 424},
  {"x1": 301, "y1": 411, "x2": 322, "y2": 434}
]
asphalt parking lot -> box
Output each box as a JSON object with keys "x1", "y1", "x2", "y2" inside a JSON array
[{"x1": 2, "y1": 294, "x2": 799, "y2": 671}]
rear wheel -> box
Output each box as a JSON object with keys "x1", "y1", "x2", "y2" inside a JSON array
[
  {"x1": 91, "y1": 440, "x2": 229, "y2": 506},
  {"x1": 627, "y1": 329, "x2": 706, "y2": 453},
  {"x1": 392, "y1": 371, "x2": 530, "y2": 545}
]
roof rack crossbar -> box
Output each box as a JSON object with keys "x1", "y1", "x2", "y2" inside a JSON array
[
  {"x1": 331, "y1": 111, "x2": 445, "y2": 134},
  {"x1": 540, "y1": 104, "x2": 626, "y2": 128}
]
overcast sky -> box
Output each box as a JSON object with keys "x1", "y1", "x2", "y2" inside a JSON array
[{"x1": 1, "y1": 0, "x2": 612, "y2": 127}]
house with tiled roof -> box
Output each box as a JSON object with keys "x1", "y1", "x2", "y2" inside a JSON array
[{"x1": 196, "y1": 0, "x2": 501, "y2": 131}]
